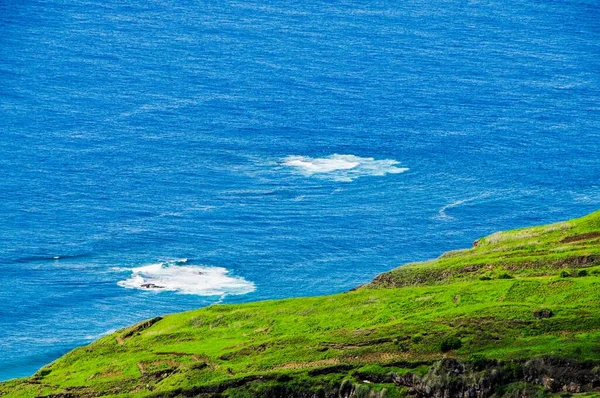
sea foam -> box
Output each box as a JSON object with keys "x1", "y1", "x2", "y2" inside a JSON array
[
  {"x1": 437, "y1": 192, "x2": 493, "y2": 220},
  {"x1": 283, "y1": 154, "x2": 408, "y2": 181},
  {"x1": 117, "y1": 259, "x2": 255, "y2": 296}
]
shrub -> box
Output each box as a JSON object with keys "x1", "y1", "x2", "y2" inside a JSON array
[
  {"x1": 440, "y1": 336, "x2": 462, "y2": 352},
  {"x1": 532, "y1": 309, "x2": 553, "y2": 319},
  {"x1": 560, "y1": 270, "x2": 571, "y2": 278},
  {"x1": 354, "y1": 385, "x2": 372, "y2": 398},
  {"x1": 467, "y1": 354, "x2": 491, "y2": 371},
  {"x1": 577, "y1": 269, "x2": 589, "y2": 277},
  {"x1": 502, "y1": 361, "x2": 523, "y2": 380},
  {"x1": 479, "y1": 275, "x2": 492, "y2": 281},
  {"x1": 499, "y1": 381, "x2": 543, "y2": 398},
  {"x1": 35, "y1": 368, "x2": 52, "y2": 377},
  {"x1": 497, "y1": 273, "x2": 513, "y2": 279}
]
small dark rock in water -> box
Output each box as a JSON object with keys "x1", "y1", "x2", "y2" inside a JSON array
[
  {"x1": 141, "y1": 283, "x2": 164, "y2": 289},
  {"x1": 533, "y1": 309, "x2": 553, "y2": 319}
]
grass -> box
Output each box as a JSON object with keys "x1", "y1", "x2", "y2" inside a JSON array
[
  {"x1": 370, "y1": 210, "x2": 600, "y2": 288},
  {"x1": 1, "y1": 210, "x2": 600, "y2": 397}
]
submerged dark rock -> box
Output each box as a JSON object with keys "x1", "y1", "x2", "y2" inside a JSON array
[{"x1": 141, "y1": 283, "x2": 164, "y2": 289}]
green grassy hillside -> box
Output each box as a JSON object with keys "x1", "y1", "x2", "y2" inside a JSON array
[{"x1": 2, "y1": 211, "x2": 600, "y2": 397}]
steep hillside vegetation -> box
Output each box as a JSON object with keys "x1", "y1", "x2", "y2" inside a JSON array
[{"x1": 2, "y1": 211, "x2": 600, "y2": 397}]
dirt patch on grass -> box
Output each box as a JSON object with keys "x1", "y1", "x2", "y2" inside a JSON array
[
  {"x1": 345, "y1": 351, "x2": 438, "y2": 364},
  {"x1": 90, "y1": 369, "x2": 123, "y2": 379},
  {"x1": 561, "y1": 232, "x2": 600, "y2": 243},
  {"x1": 320, "y1": 336, "x2": 400, "y2": 350},
  {"x1": 154, "y1": 351, "x2": 195, "y2": 357},
  {"x1": 219, "y1": 343, "x2": 270, "y2": 360},
  {"x1": 274, "y1": 358, "x2": 340, "y2": 371},
  {"x1": 137, "y1": 360, "x2": 179, "y2": 375}
]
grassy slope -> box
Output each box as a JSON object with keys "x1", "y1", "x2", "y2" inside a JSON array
[{"x1": 2, "y1": 211, "x2": 600, "y2": 397}]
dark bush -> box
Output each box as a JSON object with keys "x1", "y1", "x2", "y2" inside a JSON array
[
  {"x1": 354, "y1": 385, "x2": 372, "y2": 398},
  {"x1": 497, "y1": 272, "x2": 513, "y2": 279},
  {"x1": 577, "y1": 269, "x2": 589, "y2": 277},
  {"x1": 479, "y1": 275, "x2": 492, "y2": 281},
  {"x1": 440, "y1": 336, "x2": 462, "y2": 352},
  {"x1": 411, "y1": 334, "x2": 423, "y2": 343},
  {"x1": 560, "y1": 270, "x2": 571, "y2": 278},
  {"x1": 467, "y1": 354, "x2": 492, "y2": 371},
  {"x1": 35, "y1": 368, "x2": 52, "y2": 377},
  {"x1": 533, "y1": 309, "x2": 553, "y2": 319},
  {"x1": 502, "y1": 361, "x2": 523, "y2": 380}
]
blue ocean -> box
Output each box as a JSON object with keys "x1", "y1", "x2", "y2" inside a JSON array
[{"x1": 1, "y1": 0, "x2": 599, "y2": 381}]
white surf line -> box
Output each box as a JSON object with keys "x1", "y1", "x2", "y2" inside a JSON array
[{"x1": 438, "y1": 192, "x2": 493, "y2": 220}]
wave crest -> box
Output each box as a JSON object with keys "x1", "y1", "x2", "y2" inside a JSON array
[
  {"x1": 117, "y1": 259, "x2": 255, "y2": 296},
  {"x1": 283, "y1": 154, "x2": 408, "y2": 182},
  {"x1": 437, "y1": 193, "x2": 493, "y2": 220}
]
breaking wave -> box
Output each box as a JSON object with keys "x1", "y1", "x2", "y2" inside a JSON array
[
  {"x1": 283, "y1": 154, "x2": 408, "y2": 182},
  {"x1": 117, "y1": 259, "x2": 255, "y2": 296}
]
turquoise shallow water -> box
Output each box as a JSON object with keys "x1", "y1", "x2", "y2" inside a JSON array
[{"x1": 1, "y1": 0, "x2": 599, "y2": 381}]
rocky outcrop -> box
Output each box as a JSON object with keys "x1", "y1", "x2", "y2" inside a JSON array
[
  {"x1": 394, "y1": 358, "x2": 501, "y2": 397},
  {"x1": 393, "y1": 356, "x2": 600, "y2": 397},
  {"x1": 523, "y1": 356, "x2": 600, "y2": 393},
  {"x1": 154, "y1": 356, "x2": 600, "y2": 397}
]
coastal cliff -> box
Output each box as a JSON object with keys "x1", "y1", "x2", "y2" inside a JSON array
[{"x1": 2, "y1": 210, "x2": 600, "y2": 397}]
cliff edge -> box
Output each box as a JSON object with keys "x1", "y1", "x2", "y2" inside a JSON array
[{"x1": 2, "y1": 210, "x2": 600, "y2": 397}]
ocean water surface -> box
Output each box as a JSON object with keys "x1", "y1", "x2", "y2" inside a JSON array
[{"x1": 1, "y1": 0, "x2": 599, "y2": 381}]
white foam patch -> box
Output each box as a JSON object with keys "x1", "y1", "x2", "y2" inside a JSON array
[
  {"x1": 117, "y1": 259, "x2": 255, "y2": 296},
  {"x1": 283, "y1": 154, "x2": 408, "y2": 182}
]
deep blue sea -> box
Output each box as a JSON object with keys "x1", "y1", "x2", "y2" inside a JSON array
[{"x1": 1, "y1": 0, "x2": 599, "y2": 381}]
